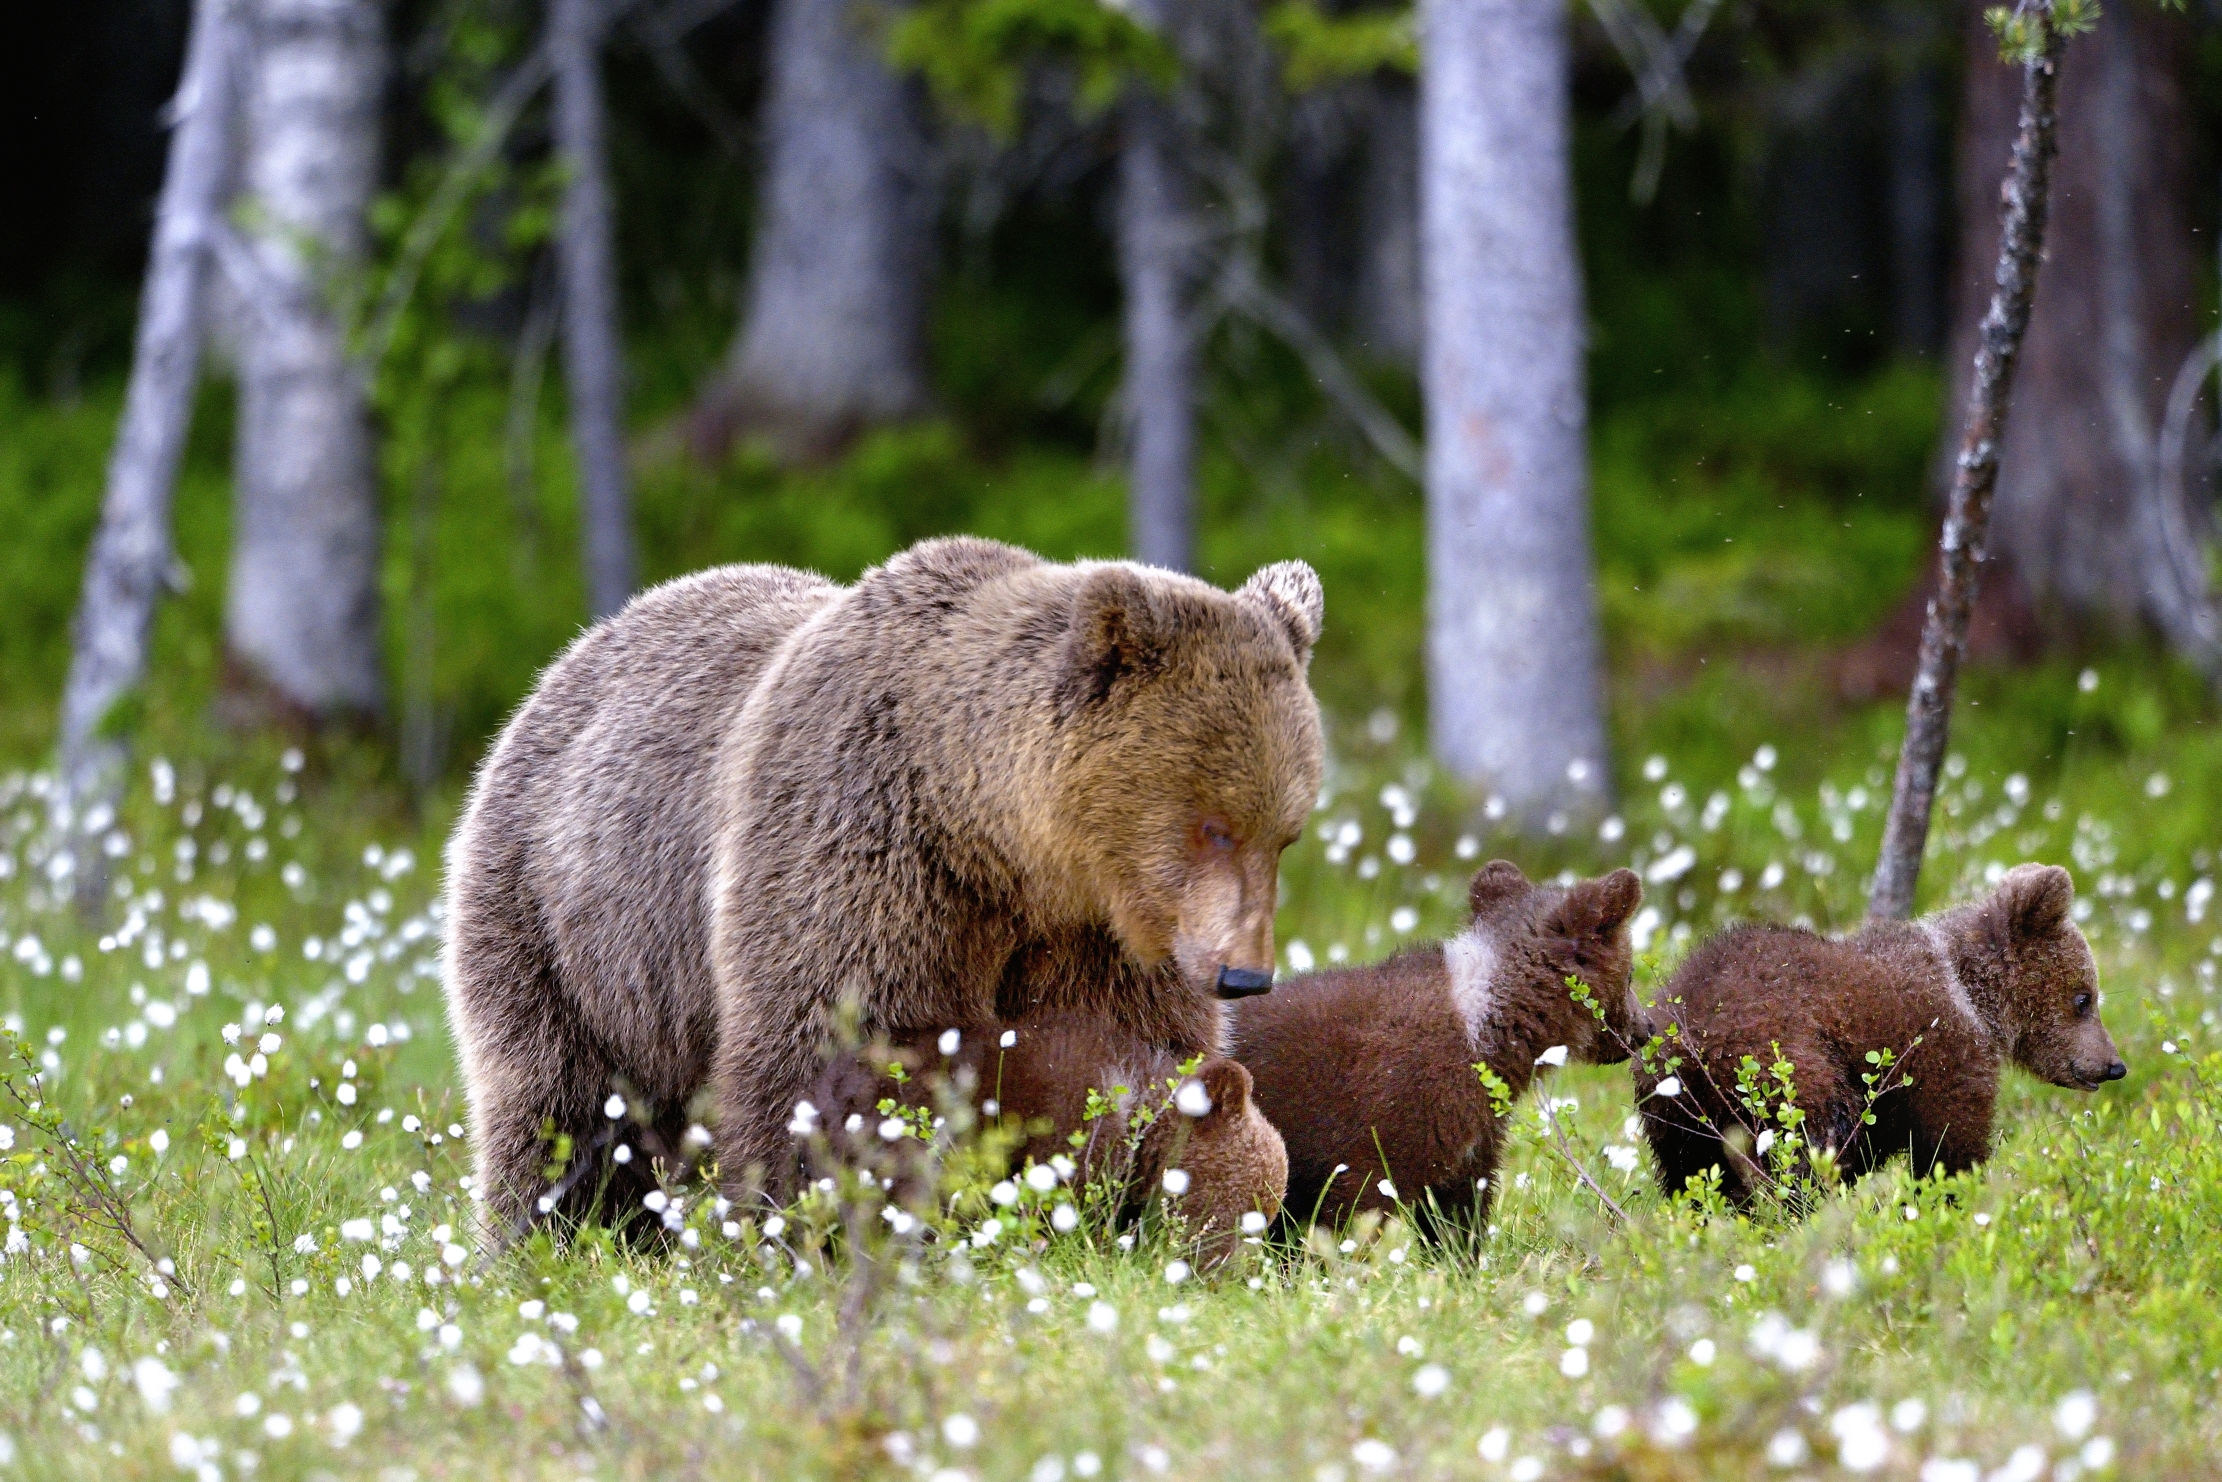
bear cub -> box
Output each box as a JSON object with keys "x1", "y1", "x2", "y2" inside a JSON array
[
  {"x1": 813, "y1": 1012, "x2": 1287, "y2": 1265},
  {"x1": 1230, "y1": 861, "x2": 1643, "y2": 1231},
  {"x1": 1636, "y1": 863, "x2": 2127, "y2": 1204}
]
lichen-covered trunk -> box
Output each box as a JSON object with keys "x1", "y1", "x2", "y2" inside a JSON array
[
  {"x1": 551, "y1": 0, "x2": 636, "y2": 621},
  {"x1": 1119, "y1": 89, "x2": 1197, "y2": 574},
  {"x1": 59, "y1": 0, "x2": 240, "y2": 889},
  {"x1": 1870, "y1": 4, "x2": 2066, "y2": 922},
  {"x1": 1942, "y1": 0, "x2": 2202, "y2": 642},
  {"x1": 225, "y1": 0, "x2": 385, "y2": 721},
  {"x1": 698, "y1": 0, "x2": 933, "y2": 457},
  {"x1": 1419, "y1": 0, "x2": 1607, "y2": 829}
]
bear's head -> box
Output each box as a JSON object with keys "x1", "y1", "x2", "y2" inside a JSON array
[
  {"x1": 1151, "y1": 1057, "x2": 1288, "y2": 1266},
  {"x1": 1466, "y1": 860, "x2": 1645, "y2": 1065},
  {"x1": 1051, "y1": 561, "x2": 1325, "y2": 999},
  {"x1": 1977, "y1": 864, "x2": 2126, "y2": 1090}
]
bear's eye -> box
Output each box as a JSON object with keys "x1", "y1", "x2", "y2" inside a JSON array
[
  {"x1": 1199, "y1": 818, "x2": 1238, "y2": 853},
  {"x1": 2073, "y1": 991, "x2": 2092, "y2": 1016}
]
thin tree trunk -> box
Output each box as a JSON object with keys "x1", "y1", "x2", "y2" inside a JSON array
[
  {"x1": 551, "y1": 0, "x2": 637, "y2": 620},
  {"x1": 225, "y1": 0, "x2": 386, "y2": 721},
  {"x1": 58, "y1": 0, "x2": 240, "y2": 892},
  {"x1": 694, "y1": 0, "x2": 933, "y2": 458},
  {"x1": 1120, "y1": 86, "x2": 1197, "y2": 573},
  {"x1": 1420, "y1": 0, "x2": 1607, "y2": 829},
  {"x1": 1939, "y1": 0, "x2": 2201, "y2": 638},
  {"x1": 1870, "y1": 2, "x2": 2066, "y2": 922},
  {"x1": 1352, "y1": 75, "x2": 1420, "y2": 368}
]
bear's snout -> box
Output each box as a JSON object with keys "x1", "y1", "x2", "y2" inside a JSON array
[
  {"x1": 2101, "y1": 1058, "x2": 2128, "y2": 1082},
  {"x1": 1215, "y1": 966, "x2": 1274, "y2": 999}
]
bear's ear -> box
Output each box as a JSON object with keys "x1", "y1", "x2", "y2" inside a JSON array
[
  {"x1": 1062, "y1": 566, "x2": 1172, "y2": 705},
  {"x1": 1236, "y1": 561, "x2": 1324, "y2": 665},
  {"x1": 1545, "y1": 868, "x2": 1643, "y2": 942},
  {"x1": 1467, "y1": 859, "x2": 1531, "y2": 917},
  {"x1": 1195, "y1": 1058, "x2": 1253, "y2": 1117},
  {"x1": 1999, "y1": 863, "x2": 2074, "y2": 940}
]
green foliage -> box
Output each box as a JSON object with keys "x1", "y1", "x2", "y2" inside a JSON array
[
  {"x1": 1262, "y1": 1, "x2": 1416, "y2": 92},
  {"x1": 887, "y1": 0, "x2": 1177, "y2": 136}
]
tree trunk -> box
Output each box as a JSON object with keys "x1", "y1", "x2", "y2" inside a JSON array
[
  {"x1": 1419, "y1": 0, "x2": 1607, "y2": 829},
  {"x1": 225, "y1": 0, "x2": 386, "y2": 721},
  {"x1": 1871, "y1": 2, "x2": 2066, "y2": 922},
  {"x1": 1884, "y1": 0, "x2": 1948, "y2": 358},
  {"x1": 1120, "y1": 86, "x2": 1198, "y2": 573},
  {"x1": 58, "y1": 0, "x2": 240, "y2": 885},
  {"x1": 695, "y1": 0, "x2": 933, "y2": 458},
  {"x1": 1352, "y1": 75, "x2": 1420, "y2": 368},
  {"x1": 551, "y1": 0, "x2": 637, "y2": 621},
  {"x1": 1942, "y1": 0, "x2": 2202, "y2": 640}
]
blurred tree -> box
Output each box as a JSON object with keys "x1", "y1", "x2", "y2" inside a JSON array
[
  {"x1": 552, "y1": 0, "x2": 637, "y2": 619},
  {"x1": 58, "y1": 0, "x2": 239, "y2": 900},
  {"x1": 692, "y1": 0, "x2": 936, "y2": 458},
  {"x1": 1421, "y1": 0, "x2": 1608, "y2": 828},
  {"x1": 1119, "y1": 0, "x2": 1199, "y2": 572},
  {"x1": 225, "y1": 0, "x2": 387, "y2": 723},
  {"x1": 1944, "y1": 0, "x2": 2212, "y2": 652}
]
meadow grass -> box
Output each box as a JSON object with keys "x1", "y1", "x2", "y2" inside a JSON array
[{"x1": 0, "y1": 652, "x2": 2219, "y2": 1482}]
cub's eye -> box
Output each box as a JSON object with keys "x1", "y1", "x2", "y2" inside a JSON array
[
  {"x1": 1199, "y1": 818, "x2": 1238, "y2": 852},
  {"x1": 2072, "y1": 992, "x2": 2093, "y2": 1016}
]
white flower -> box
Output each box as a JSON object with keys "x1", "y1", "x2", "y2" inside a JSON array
[
  {"x1": 1565, "y1": 1319, "x2": 1593, "y2": 1346},
  {"x1": 1174, "y1": 1079, "x2": 1213, "y2": 1118},
  {"x1": 1025, "y1": 1164, "x2": 1058, "y2": 1193},
  {"x1": 1829, "y1": 1404, "x2": 1888, "y2": 1472},
  {"x1": 1240, "y1": 1211, "x2": 1267, "y2": 1234},
  {"x1": 1535, "y1": 1045, "x2": 1569, "y2": 1068},
  {"x1": 445, "y1": 1365, "x2": 485, "y2": 1407},
  {"x1": 1086, "y1": 1302, "x2": 1119, "y2": 1333},
  {"x1": 1652, "y1": 1076, "x2": 1682, "y2": 1098},
  {"x1": 1477, "y1": 1427, "x2": 1510, "y2": 1462},
  {"x1": 1351, "y1": 1438, "x2": 1396, "y2": 1474},
  {"x1": 327, "y1": 1401, "x2": 363, "y2": 1444},
  {"x1": 1765, "y1": 1428, "x2": 1808, "y2": 1466},
  {"x1": 938, "y1": 1028, "x2": 962, "y2": 1056},
  {"x1": 1051, "y1": 1204, "x2": 1079, "y2": 1233},
  {"x1": 1413, "y1": 1364, "x2": 1449, "y2": 1398},
  {"x1": 131, "y1": 1357, "x2": 178, "y2": 1412},
  {"x1": 1163, "y1": 1261, "x2": 1190, "y2": 1285},
  {"x1": 1559, "y1": 1347, "x2": 1589, "y2": 1378},
  {"x1": 1593, "y1": 1406, "x2": 1629, "y2": 1437},
  {"x1": 775, "y1": 1313, "x2": 803, "y2": 1342},
  {"x1": 149, "y1": 1129, "x2": 169, "y2": 1155},
  {"x1": 2055, "y1": 1390, "x2": 2098, "y2": 1440},
  {"x1": 1919, "y1": 1460, "x2": 1980, "y2": 1482},
  {"x1": 341, "y1": 1218, "x2": 374, "y2": 1242},
  {"x1": 942, "y1": 1414, "x2": 979, "y2": 1448},
  {"x1": 1161, "y1": 1169, "x2": 1190, "y2": 1196},
  {"x1": 1652, "y1": 1397, "x2": 1699, "y2": 1444}
]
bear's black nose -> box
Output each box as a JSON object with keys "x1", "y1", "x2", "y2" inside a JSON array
[
  {"x1": 2103, "y1": 1060, "x2": 2127, "y2": 1082},
  {"x1": 1215, "y1": 966, "x2": 1274, "y2": 1000}
]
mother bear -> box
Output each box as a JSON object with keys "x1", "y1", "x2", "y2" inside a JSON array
[{"x1": 444, "y1": 536, "x2": 1325, "y2": 1231}]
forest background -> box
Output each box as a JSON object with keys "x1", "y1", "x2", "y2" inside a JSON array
[{"x1": 7, "y1": 1, "x2": 2222, "y2": 1478}]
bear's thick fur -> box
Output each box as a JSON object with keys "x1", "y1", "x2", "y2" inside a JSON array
[
  {"x1": 444, "y1": 537, "x2": 1324, "y2": 1233},
  {"x1": 813, "y1": 1013, "x2": 1287, "y2": 1265},
  {"x1": 1636, "y1": 863, "x2": 2127, "y2": 1203},
  {"x1": 1230, "y1": 861, "x2": 1643, "y2": 1231}
]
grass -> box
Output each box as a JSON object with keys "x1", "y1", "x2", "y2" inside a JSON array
[{"x1": 1, "y1": 643, "x2": 2220, "y2": 1479}]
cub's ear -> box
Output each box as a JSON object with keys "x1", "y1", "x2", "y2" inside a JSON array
[
  {"x1": 1194, "y1": 1058, "x2": 1254, "y2": 1118},
  {"x1": 1546, "y1": 868, "x2": 1643, "y2": 941},
  {"x1": 1999, "y1": 863, "x2": 2074, "y2": 939},
  {"x1": 1062, "y1": 566, "x2": 1172, "y2": 705},
  {"x1": 1467, "y1": 859, "x2": 1531, "y2": 916},
  {"x1": 1237, "y1": 561, "x2": 1324, "y2": 665}
]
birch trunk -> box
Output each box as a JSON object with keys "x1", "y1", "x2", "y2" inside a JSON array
[
  {"x1": 58, "y1": 0, "x2": 240, "y2": 883},
  {"x1": 696, "y1": 0, "x2": 933, "y2": 457},
  {"x1": 1119, "y1": 87, "x2": 1197, "y2": 573},
  {"x1": 224, "y1": 0, "x2": 385, "y2": 720},
  {"x1": 1870, "y1": 3, "x2": 2066, "y2": 921},
  {"x1": 1419, "y1": 0, "x2": 1607, "y2": 829},
  {"x1": 551, "y1": 0, "x2": 637, "y2": 621}
]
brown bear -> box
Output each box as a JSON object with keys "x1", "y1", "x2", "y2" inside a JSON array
[
  {"x1": 812, "y1": 1012, "x2": 1288, "y2": 1265},
  {"x1": 444, "y1": 537, "x2": 1324, "y2": 1236},
  {"x1": 1635, "y1": 863, "x2": 2127, "y2": 1205},
  {"x1": 1229, "y1": 861, "x2": 1644, "y2": 1232}
]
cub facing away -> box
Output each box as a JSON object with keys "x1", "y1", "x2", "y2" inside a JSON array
[
  {"x1": 813, "y1": 1012, "x2": 1287, "y2": 1266},
  {"x1": 1230, "y1": 861, "x2": 1643, "y2": 1231},
  {"x1": 1635, "y1": 863, "x2": 2126, "y2": 1204}
]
